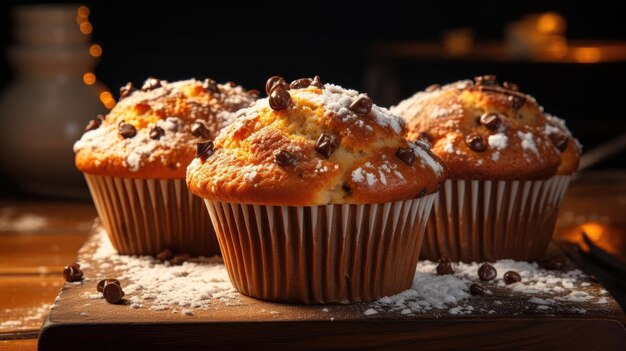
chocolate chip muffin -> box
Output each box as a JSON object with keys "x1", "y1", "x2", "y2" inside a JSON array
[
  {"x1": 74, "y1": 77, "x2": 257, "y2": 256},
  {"x1": 392, "y1": 75, "x2": 581, "y2": 262},
  {"x1": 187, "y1": 75, "x2": 446, "y2": 303}
]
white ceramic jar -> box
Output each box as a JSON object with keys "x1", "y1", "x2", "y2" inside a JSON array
[{"x1": 0, "y1": 4, "x2": 109, "y2": 197}]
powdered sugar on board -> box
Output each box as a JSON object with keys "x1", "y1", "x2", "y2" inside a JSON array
[
  {"x1": 78, "y1": 225, "x2": 239, "y2": 313},
  {"x1": 68, "y1": 222, "x2": 617, "y2": 320},
  {"x1": 367, "y1": 260, "x2": 611, "y2": 317}
]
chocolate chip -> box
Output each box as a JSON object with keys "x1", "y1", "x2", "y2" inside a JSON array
[
  {"x1": 425, "y1": 84, "x2": 440, "y2": 92},
  {"x1": 396, "y1": 147, "x2": 416, "y2": 166},
  {"x1": 474, "y1": 75, "x2": 498, "y2": 86},
  {"x1": 342, "y1": 184, "x2": 351, "y2": 193},
  {"x1": 478, "y1": 263, "x2": 497, "y2": 281},
  {"x1": 84, "y1": 114, "x2": 104, "y2": 132},
  {"x1": 465, "y1": 134, "x2": 486, "y2": 152},
  {"x1": 226, "y1": 81, "x2": 236, "y2": 87},
  {"x1": 418, "y1": 131, "x2": 432, "y2": 143},
  {"x1": 416, "y1": 188, "x2": 426, "y2": 198},
  {"x1": 103, "y1": 281, "x2": 124, "y2": 304},
  {"x1": 118, "y1": 122, "x2": 137, "y2": 139},
  {"x1": 142, "y1": 77, "x2": 162, "y2": 91},
  {"x1": 150, "y1": 126, "x2": 164, "y2": 140},
  {"x1": 196, "y1": 141, "x2": 214, "y2": 159},
  {"x1": 248, "y1": 89, "x2": 260, "y2": 98},
  {"x1": 503, "y1": 271, "x2": 522, "y2": 285},
  {"x1": 290, "y1": 78, "x2": 313, "y2": 89},
  {"x1": 171, "y1": 253, "x2": 190, "y2": 265},
  {"x1": 269, "y1": 86, "x2": 291, "y2": 110},
  {"x1": 508, "y1": 95, "x2": 525, "y2": 110},
  {"x1": 274, "y1": 149, "x2": 296, "y2": 167},
  {"x1": 97, "y1": 279, "x2": 120, "y2": 293},
  {"x1": 469, "y1": 283, "x2": 485, "y2": 296},
  {"x1": 414, "y1": 139, "x2": 431, "y2": 150},
  {"x1": 537, "y1": 255, "x2": 566, "y2": 270},
  {"x1": 311, "y1": 75, "x2": 323, "y2": 88},
  {"x1": 63, "y1": 263, "x2": 83, "y2": 282},
  {"x1": 316, "y1": 134, "x2": 339, "y2": 158},
  {"x1": 503, "y1": 81, "x2": 519, "y2": 91},
  {"x1": 265, "y1": 76, "x2": 289, "y2": 95},
  {"x1": 549, "y1": 132, "x2": 568, "y2": 152},
  {"x1": 119, "y1": 82, "x2": 135, "y2": 99},
  {"x1": 436, "y1": 256, "x2": 454, "y2": 275},
  {"x1": 349, "y1": 95, "x2": 373, "y2": 115},
  {"x1": 156, "y1": 249, "x2": 173, "y2": 262},
  {"x1": 191, "y1": 121, "x2": 211, "y2": 139},
  {"x1": 202, "y1": 78, "x2": 219, "y2": 93},
  {"x1": 479, "y1": 113, "x2": 502, "y2": 130}
]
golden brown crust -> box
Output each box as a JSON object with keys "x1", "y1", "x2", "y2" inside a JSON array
[
  {"x1": 392, "y1": 79, "x2": 581, "y2": 180},
  {"x1": 74, "y1": 79, "x2": 257, "y2": 179},
  {"x1": 187, "y1": 80, "x2": 447, "y2": 206}
]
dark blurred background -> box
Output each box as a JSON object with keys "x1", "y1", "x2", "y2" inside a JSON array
[{"x1": 1, "y1": 0, "x2": 625, "y2": 199}]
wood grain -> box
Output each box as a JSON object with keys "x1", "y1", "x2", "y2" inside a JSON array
[
  {"x1": 0, "y1": 234, "x2": 87, "y2": 274},
  {"x1": 0, "y1": 339, "x2": 38, "y2": 351},
  {"x1": 38, "y1": 229, "x2": 626, "y2": 350},
  {"x1": 0, "y1": 177, "x2": 624, "y2": 351},
  {"x1": 0, "y1": 201, "x2": 95, "y2": 351}
]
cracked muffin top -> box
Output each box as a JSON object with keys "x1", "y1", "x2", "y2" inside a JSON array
[
  {"x1": 187, "y1": 75, "x2": 446, "y2": 206},
  {"x1": 391, "y1": 76, "x2": 581, "y2": 180}
]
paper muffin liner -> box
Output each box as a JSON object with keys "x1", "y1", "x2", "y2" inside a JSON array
[
  {"x1": 84, "y1": 174, "x2": 219, "y2": 257},
  {"x1": 204, "y1": 195, "x2": 436, "y2": 304},
  {"x1": 421, "y1": 175, "x2": 571, "y2": 262}
]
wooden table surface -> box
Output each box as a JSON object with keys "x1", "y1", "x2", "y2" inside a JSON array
[{"x1": 1, "y1": 172, "x2": 625, "y2": 350}]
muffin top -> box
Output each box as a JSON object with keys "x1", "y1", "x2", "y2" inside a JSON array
[
  {"x1": 391, "y1": 76, "x2": 581, "y2": 180},
  {"x1": 74, "y1": 78, "x2": 258, "y2": 179},
  {"x1": 186, "y1": 76, "x2": 446, "y2": 206}
]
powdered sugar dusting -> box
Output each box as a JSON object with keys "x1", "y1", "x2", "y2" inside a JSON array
[
  {"x1": 296, "y1": 84, "x2": 404, "y2": 135},
  {"x1": 410, "y1": 143, "x2": 444, "y2": 176},
  {"x1": 74, "y1": 79, "x2": 256, "y2": 172},
  {"x1": 0, "y1": 304, "x2": 51, "y2": 331},
  {"x1": 371, "y1": 260, "x2": 607, "y2": 316},
  {"x1": 488, "y1": 133, "x2": 508, "y2": 151},
  {"x1": 84, "y1": 227, "x2": 238, "y2": 312},
  {"x1": 0, "y1": 211, "x2": 48, "y2": 231},
  {"x1": 517, "y1": 131, "x2": 538, "y2": 154}
]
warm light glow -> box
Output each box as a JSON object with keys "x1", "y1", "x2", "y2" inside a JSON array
[
  {"x1": 99, "y1": 91, "x2": 116, "y2": 109},
  {"x1": 89, "y1": 44, "x2": 102, "y2": 57},
  {"x1": 77, "y1": 5, "x2": 90, "y2": 18},
  {"x1": 537, "y1": 12, "x2": 566, "y2": 34},
  {"x1": 80, "y1": 22, "x2": 93, "y2": 35},
  {"x1": 544, "y1": 39, "x2": 568, "y2": 59},
  {"x1": 573, "y1": 47, "x2": 602, "y2": 63},
  {"x1": 580, "y1": 223, "x2": 604, "y2": 241},
  {"x1": 83, "y1": 72, "x2": 96, "y2": 85}
]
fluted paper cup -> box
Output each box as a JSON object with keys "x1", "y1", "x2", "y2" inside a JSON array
[
  {"x1": 204, "y1": 195, "x2": 436, "y2": 304},
  {"x1": 84, "y1": 174, "x2": 219, "y2": 257},
  {"x1": 421, "y1": 175, "x2": 571, "y2": 262}
]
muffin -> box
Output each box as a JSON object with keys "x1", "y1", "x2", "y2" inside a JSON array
[
  {"x1": 392, "y1": 75, "x2": 581, "y2": 262},
  {"x1": 74, "y1": 77, "x2": 257, "y2": 256},
  {"x1": 187, "y1": 75, "x2": 446, "y2": 304}
]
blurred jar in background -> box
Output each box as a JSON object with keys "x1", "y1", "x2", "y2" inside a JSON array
[{"x1": 0, "y1": 4, "x2": 110, "y2": 198}]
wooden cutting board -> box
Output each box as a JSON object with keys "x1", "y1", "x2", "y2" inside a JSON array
[{"x1": 39, "y1": 228, "x2": 626, "y2": 351}]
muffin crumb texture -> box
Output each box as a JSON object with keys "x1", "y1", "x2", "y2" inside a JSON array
[
  {"x1": 391, "y1": 76, "x2": 581, "y2": 180},
  {"x1": 74, "y1": 78, "x2": 257, "y2": 179},
  {"x1": 187, "y1": 76, "x2": 446, "y2": 205}
]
